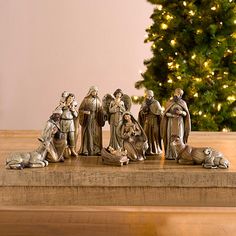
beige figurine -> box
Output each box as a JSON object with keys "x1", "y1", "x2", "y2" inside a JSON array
[
  {"x1": 78, "y1": 86, "x2": 105, "y2": 156},
  {"x1": 138, "y1": 90, "x2": 162, "y2": 155},
  {"x1": 161, "y1": 88, "x2": 191, "y2": 160},
  {"x1": 60, "y1": 93, "x2": 78, "y2": 157},
  {"x1": 102, "y1": 89, "x2": 132, "y2": 150}
]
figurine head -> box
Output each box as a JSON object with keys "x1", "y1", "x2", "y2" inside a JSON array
[
  {"x1": 173, "y1": 88, "x2": 184, "y2": 102},
  {"x1": 65, "y1": 93, "x2": 75, "y2": 105},
  {"x1": 145, "y1": 90, "x2": 154, "y2": 100},
  {"x1": 50, "y1": 113, "x2": 61, "y2": 123},
  {"x1": 122, "y1": 112, "x2": 133, "y2": 123},
  {"x1": 87, "y1": 86, "x2": 98, "y2": 97},
  {"x1": 174, "y1": 88, "x2": 184, "y2": 97},
  {"x1": 61, "y1": 91, "x2": 69, "y2": 98},
  {"x1": 113, "y1": 89, "x2": 123, "y2": 99}
]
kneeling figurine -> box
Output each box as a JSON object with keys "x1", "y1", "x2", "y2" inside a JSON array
[{"x1": 172, "y1": 136, "x2": 230, "y2": 169}]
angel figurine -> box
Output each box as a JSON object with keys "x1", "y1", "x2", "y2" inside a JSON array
[{"x1": 102, "y1": 89, "x2": 132, "y2": 150}]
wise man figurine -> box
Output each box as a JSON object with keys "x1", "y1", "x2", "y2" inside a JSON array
[{"x1": 161, "y1": 88, "x2": 191, "y2": 160}]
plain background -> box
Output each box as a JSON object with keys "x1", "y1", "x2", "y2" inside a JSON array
[{"x1": 0, "y1": 0, "x2": 153, "y2": 130}]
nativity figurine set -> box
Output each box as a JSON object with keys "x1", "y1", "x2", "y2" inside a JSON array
[{"x1": 6, "y1": 87, "x2": 230, "y2": 170}]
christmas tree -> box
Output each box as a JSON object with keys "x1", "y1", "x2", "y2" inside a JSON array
[{"x1": 134, "y1": 0, "x2": 236, "y2": 131}]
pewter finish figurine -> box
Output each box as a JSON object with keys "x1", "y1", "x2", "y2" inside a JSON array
[
  {"x1": 6, "y1": 139, "x2": 50, "y2": 169},
  {"x1": 41, "y1": 113, "x2": 66, "y2": 162},
  {"x1": 103, "y1": 89, "x2": 132, "y2": 150},
  {"x1": 138, "y1": 90, "x2": 162, "y2": 155},
  {"x1": 78, "y1": 86, "x2": 105, "y2": 156},
  {"x1": 60, "y1": 93, "x2": 78, "y2": 157},
  {"x1": 172, "y1": 136, "x2": 230, "y2": 169},
  {"x1": 161, "y1": 88, "x2": 191, "y2": 160},
  {"x1": 119, "y1": 112, "x2": 148, "y2": 161},
  {"x1": 101, "y1": 147, "x2": 129, "y2": 166}
]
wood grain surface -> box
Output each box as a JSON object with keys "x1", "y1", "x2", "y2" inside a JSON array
[{"x1": 0, "y1": 131, "x2": 236, "y2": 235}]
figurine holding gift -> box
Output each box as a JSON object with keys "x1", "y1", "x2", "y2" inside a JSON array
[{"x1": 161, "y1": 88, "x2": 191, "y2": 160}]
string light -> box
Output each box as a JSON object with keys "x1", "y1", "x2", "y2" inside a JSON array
[
  {"x1": 159, "y1": 48, "x2": 163, "y2": 51},
  {"x1": 165, "y1": 14, "x2": 173, "y2": 20},
  {"x1": 156, "y1": 4, "x2": 163, "y2": 11},
  {"x1": 159, "y1": 83, "x2": 162, "y2": 86},
  {"x1": 167, "y1": 79, "x2": 173, "y2": 83},
  {"x1": 198, "y1": 111, "x2": 202, "y2": 115},
  {"x1": 152, "y1": 44, "x2": 156, "y2": 49},
  {"x1": 132, "y1": 96, "x2": 139, "y2": 102},
  {"x1": 196, "y1": 29, "x2": 203, "y2": 34},
  {"x1": 222, "y1": 128, "x2": 230, "y2": 132},
  {"x1": 161, "y1": 23, "x2": 168, "y2": 30},
  {"x1": 231, "y1": 32, "x2": 236, "y2": 39},
  {"x1": 167, "y1": 62, "x2": 173, "y2": 67},
  {"x1": 211, "y1": 6, "x2": 217, "y2": 11},
  {"x1": 183, "y1": 1, "x2": 187, "y2": 6},
  {"x1": 227, "y1": 96, "x2": 236, "y2": 102},
  {"x1": 217, "y1": 104, "x2": 222, "y2": 111},
  {"x1": 170, "y1": 39, "x2": 176, "y2": 46},
  {"x1": 189, "y1": 10, "x2": 195, "y2": 16},
  {"x1": 195, "y1": 78, "x2": 202, "y2": 82},
  {"x1": 175, "y1": 52, "x2": 178, "y2": 55},
  {"x1": 191, "y1": 54, "x2": 196, "y2": 59},
  {"x1": 175, "y1": 63, "x2": 180, "y2": 69},
  {"x1": 223, "y1": 85, "x2": 228, "y2": 88},
  {"x1": 177, "y1": 76, "x2": 182, "y2": 80},
  {"x1": 194, "y1": 93, "x2": 198, "y2": 97},
  {"x1": 234, "y1": 20, "x2": 236, "y2": 24}
]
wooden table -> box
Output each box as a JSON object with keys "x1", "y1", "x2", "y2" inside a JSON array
[{"x1": 0, "y1": 131, "x2": 236, "y2": 235}]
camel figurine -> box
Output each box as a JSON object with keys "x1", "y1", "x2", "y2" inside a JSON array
[
  {"x1": 171, "y1": 135, "x2": 230, "y2": 169},
  {"x1": 6, "y1": 139, "x2": 50, "y2": 170}
]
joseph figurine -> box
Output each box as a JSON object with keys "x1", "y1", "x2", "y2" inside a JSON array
[
  {"x1": 78, "y1": 86, "x2": 105, "y2": 156},
  {"x1": 138, "y1": 90, "x2": 162, "y2": 155},
  {"x1": 161, "y1": 88, "x2": 191, "y2": 160}
]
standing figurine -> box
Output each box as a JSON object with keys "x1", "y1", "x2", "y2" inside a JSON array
[
  {"x1": 138, "y1": 90, "x2": 162, "y2": 155},
  {"x1": 161, "y1": 88, "x2": 191, "y2": 160},
  {"x1": 102, "y1": 89, "x2": 132, "y2": 150},
  {"x1": 78, "y1": 86, "x2": 105, "y2": 156},
  {"x1": 60, "y1": 93, "x2": 78, "y2": 157},
  {"x1": 119, "y1": 112, "x2": 148, "y2": 161}
]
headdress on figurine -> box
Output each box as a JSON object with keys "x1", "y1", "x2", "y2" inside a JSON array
[
  {"x1": 87, "y1": 86, "x2": 98, "y2": 96},
  {"x1": 145, "y1": 90, "x2": 154, "y2": 98},
  {"x1": 174, "y1": 88, "x2": 184, "y2": 97}
]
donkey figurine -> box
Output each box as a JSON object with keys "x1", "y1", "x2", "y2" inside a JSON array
[
  {"x1": 171, "y1": 136, "x2": 230, "y2": 169},
  {"x1": 6, "y1": 139, "x2": 50, "y2": 170}
]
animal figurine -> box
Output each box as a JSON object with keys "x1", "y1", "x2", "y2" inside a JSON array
[
  {"x1": 171, "y1": 136, "x2": 230, "y2": 169},
  {"x1": 6, "y1": 139, "x2": 50, "y2": 170}
]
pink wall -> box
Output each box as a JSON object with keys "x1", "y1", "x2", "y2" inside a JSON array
[{"x1": 0, "y1": 0, "x2": 153, "y2": 129}]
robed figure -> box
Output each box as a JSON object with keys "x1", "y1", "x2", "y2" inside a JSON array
[
  {"x1": 102, "y1": 89, "x2": 132, "y2": 150},
  {"x1": 161, "y1": 88, "x2": 191, "y2": 160},
  {"x1": 119, "y1": 112, "x2": 148, "y2": 161},
  {"x1": 79, "y1": 86, "x2": 105, "y2": 156},
  {"x1": 138, "y1": 90, "x2": 162, "y2": 155}
]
